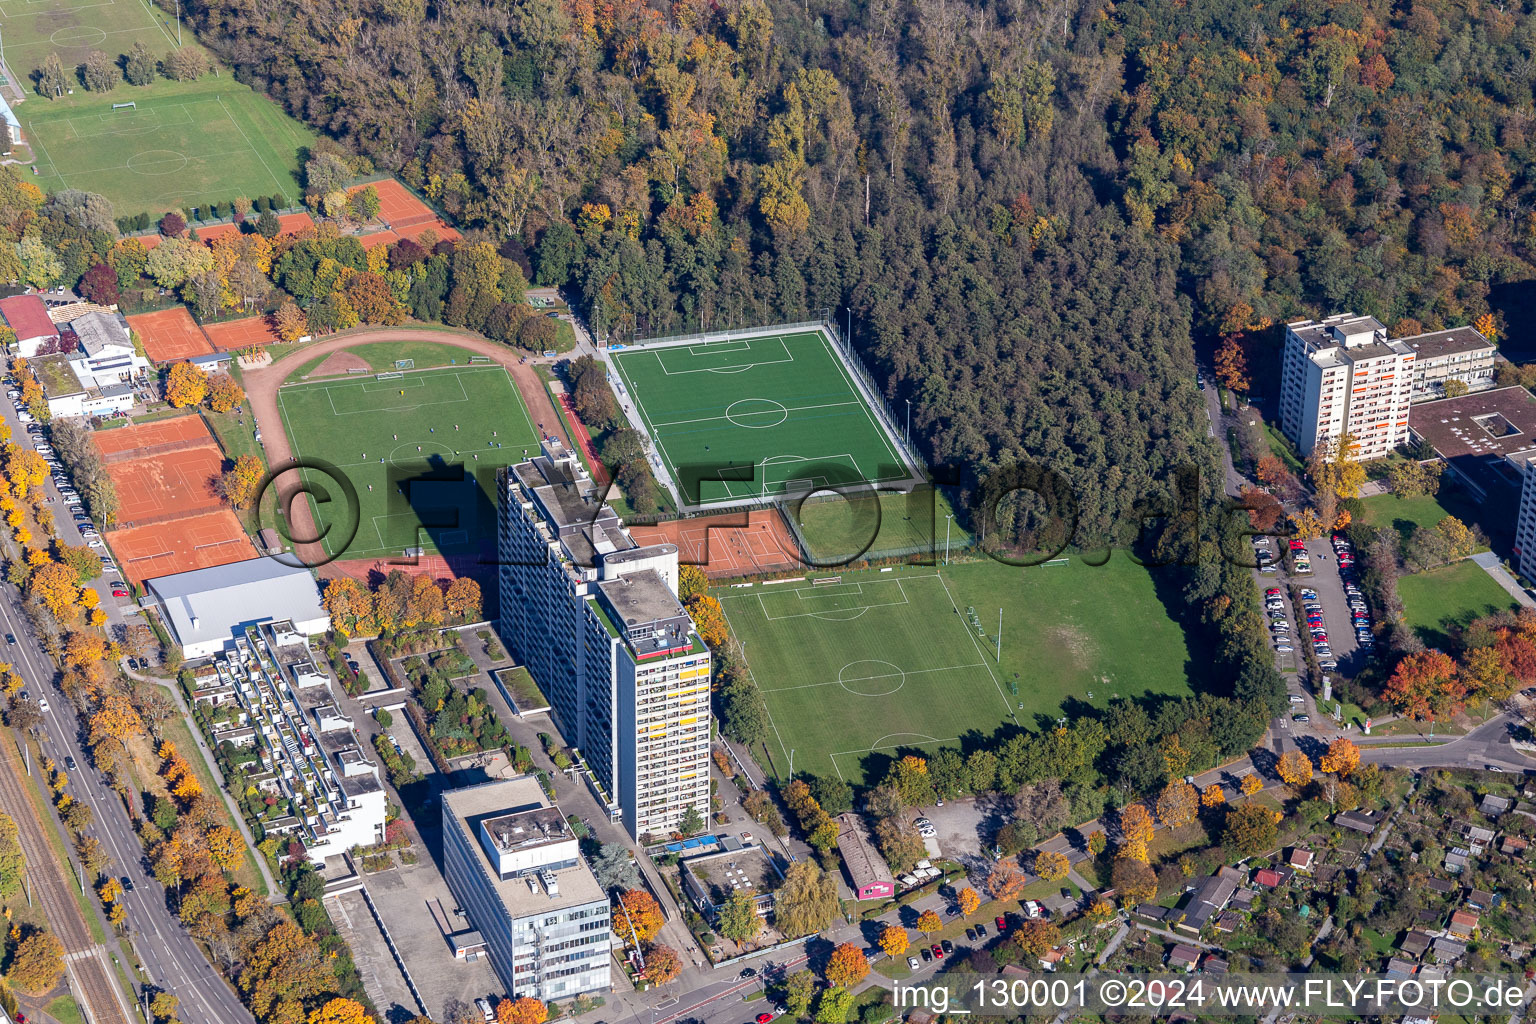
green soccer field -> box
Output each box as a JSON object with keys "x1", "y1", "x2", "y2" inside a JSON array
[
  {"x1": 276, "y1": 365, "x2": 542, "y2": 561},
  {"x1": 609, "y1": 330, "x2": 911, "y2": 507},
  {"x1": 22, "y1": 83, "x2": 315, "y2": 217},
  {"x1": 717, "y1": 558, "x2": 1196, "y2": 784},
  {"x1": 6, "y1": 0, "x2": 315, "y2": 220}
]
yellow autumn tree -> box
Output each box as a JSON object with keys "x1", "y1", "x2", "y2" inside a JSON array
[{"x1": 165, "y1": 361, "x2": 210, "y2": 407}]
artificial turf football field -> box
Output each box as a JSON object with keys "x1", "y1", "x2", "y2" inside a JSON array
[
  {"x1": 716, "y1": 558, "x2": 1196, "y2": 784},
  {"x1": 609, "y1": 330, "x2": 911, "y2": 506},
  {"x1": 276, "y1": 365, "x2": 541, "y2": 560}
]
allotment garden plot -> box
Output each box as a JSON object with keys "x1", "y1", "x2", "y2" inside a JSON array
[
  {"x1": 276, "y1": 364, "x2": 540, "y2": 561},
  {"x1": 610, "y1": 330, "x2": 911, "y2": 506},
  {"x1": 717, "y1": 571, "x2": 1012, "y2": 782}
]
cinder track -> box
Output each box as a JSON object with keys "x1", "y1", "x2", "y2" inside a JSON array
[{"x1": 0, "y1": 743, "x2": 132, "y2": 1024}]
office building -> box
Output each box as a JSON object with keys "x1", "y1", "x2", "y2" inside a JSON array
[
  {"x1": 498, "y1": 438, "x2": 711, "y2": 840},
  {"x1": 442, "y1": 778, "x2": 612, "y2": 1002},
  {"x1": 1279, "y1": 314, "x2": 1415, "y2": 459}
]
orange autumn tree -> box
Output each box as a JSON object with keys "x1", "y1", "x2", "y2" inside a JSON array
[
  {"x1": 986, "y1": 863, "x2": 1025, "y2": 900},
  {"x1": 957, "y1": 886, "x2": 980, "y2": 916},
  {"x1": 1319, "y1": 737, "x2": 1360, "y2": 777},
  {"x1": 308, "y1": 998, "x2": 373, "y2": 1024},
  {"x1": 497, "y1": 997, "x2": 548, "y2": 1024},
  {"x1": 614, "y1": 889, "x2": 664, "y2": 945},
  {"x1": 1277, "y1": 751, "x2": 1313, "y2": 788},
  {"x1": 644, "y1": 943, "x2": 681, "y2": 985},
  {"x1": 1383, "y1": 650, "x2": 1466, "y2": 722},
  {"x1": 207, "y1": 373, "x2": 245, "y2": 413},
  {"x1": 916, "y1": 909, "x2": 942, "y2": 936},
  {"x1": 1201, "y1": 783, "x2": 1226, "y2": 808},
  {"x1": 879, "y1": 925, "x2": 909, "y2": 956},
  {"x1": 1240, "y1": 773, "x2": 1264, "y2": 796},
  {"x1": 826, "y1": 942, "x2": 870, "y2": 988}
]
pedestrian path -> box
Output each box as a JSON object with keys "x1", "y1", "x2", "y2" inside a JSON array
[{"x1": 1472, "y1": 551, "x2": 1536, "y2": 609}]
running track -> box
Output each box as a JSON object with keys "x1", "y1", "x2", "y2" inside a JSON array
[{"x1": 243, "y1": 327, "x2": 570, "y2": 567}]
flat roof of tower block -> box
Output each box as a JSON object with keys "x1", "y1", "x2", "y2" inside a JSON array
[{"x1": 1410, "y1": 386, "x2": 1536, "y2": 460}]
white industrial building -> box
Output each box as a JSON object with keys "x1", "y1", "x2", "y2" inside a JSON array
[
  {"x1": 442, "y1": 778, "x2": 612, "y2": 1002},
  {"x1": 145, "y1": 558, "x2": 329, "y2": 660}
]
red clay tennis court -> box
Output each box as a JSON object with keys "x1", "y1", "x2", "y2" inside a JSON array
[
  {"x1": 106, "y1": 510, "x2": 255, "y2": 584},
  {"x1": 359, "y1": 230, "x2": 401, "y2": 249},
  {"x1": 204, "y1": 315, "x2": 284, "y2": 351},
  {"x1": 629, "y1": 510, "x2": 802, "y2": 578},
  {"x1": 106, "y1": 446, "x2": 227, "y2": 523},
  {"x1": 129, "y1": 308, "x2": 215, "y2": 363},
  {"x1": 354, "y1": 179, "x2": 438, "y2": 228},
  {"x1": 196, "y1": 213, "x2": 316, "y2": 243},
  {"x1": 92, "y1": 415, "x2": 213, "y2": 459}
]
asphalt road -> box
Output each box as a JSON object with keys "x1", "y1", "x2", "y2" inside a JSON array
[
  {"x1": 0, "y1": 584, "x2": 257, "y2": 1024},
  {"x1": 0, "y1": 395, "x2": 253, "y2": 1024}
]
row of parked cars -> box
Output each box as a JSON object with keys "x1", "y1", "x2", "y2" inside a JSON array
[
  {"x1": 6, "y1": 379, "x2": 129, "y2": 600},
  {"x1": 1334, "y1": 534, "x2": 1375, "y2": 653}
]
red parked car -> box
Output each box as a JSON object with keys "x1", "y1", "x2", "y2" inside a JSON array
[{"x1": 995, "y1": 915, "x2": 1008, "y2": 933}]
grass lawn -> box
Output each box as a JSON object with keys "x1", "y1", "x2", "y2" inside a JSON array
[
  {"x1": 158, "y1": 717, "x2": 269, "y2": 895},
  {"x1": 1358, "y1": 493, "x2": 1456, "y2": 546},
  {"x1": 720, "y1": 557, "x2": 1193, "y2": 784},
  {"x1": 22, "y1": 77, "x2": 316, "y2": 219},
  {"x1": 201, "y1": 408, "x2": 264, "y2": 466},
  {"x1": 1398, "y1": 561, "x2": 1520, "y2": 649},
  {"x1": 277, "y1": 363, "x2": 540, "y2": 560},
  {"x1": 791, "y1": 488, "x2": 971, "y2": 564},
  {"x1": 47, "y1": 995, "x2": 86, "y2": 1024},
  {"x1": 610, "y1": 329, "x2": 911, "y2": 506},
  {"x1": 1263, "y1": 423, "x2": 1304, "y2": 474}
]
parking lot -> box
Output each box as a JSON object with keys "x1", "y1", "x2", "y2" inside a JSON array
[{"x1": 1301, "y1": 537, "x2": 1371, "y2": 676}]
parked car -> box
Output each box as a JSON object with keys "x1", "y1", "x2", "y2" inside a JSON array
[
  {"x1": 907, "y1": 956, "x2": 921, "y2": 970},
  {"x1": 995, "y1": 916, "x2": 1008, "y2": 933},
  {"x1": 931, "y1": 945, "x2": 944, "y2": 959},
  {"x1": 966, "y1": 927, "x2": 977, "y2": 942},
  {"x1": 1293, "y1": 714, "x2": 1309, "y2": 723},
  {"x1": 941, "y1": 940, "x2": 953, "y2": 955},
  {"x1": 975, "y1": 923, "x2": 988, "y2": 938},
  {"x1": 920, "y1": 948, "x2": 932, "y2": 962},
  {"x1": 1289, "y1": 694, "x2": 1304, "y2": 703}
]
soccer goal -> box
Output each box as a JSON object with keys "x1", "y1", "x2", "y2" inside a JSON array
[
  {"x1": 469, "y1": 355, "x2": 492, "y2": 364},
  {"x1": 112, "y1": 102, "x2": 137, "y2": 110},
  {"x1": 394, "y1": 358, "x2": 415, "y2": 370},
  {"x1": 376, "y1": 371, "x2": 404, "y2": 381}
]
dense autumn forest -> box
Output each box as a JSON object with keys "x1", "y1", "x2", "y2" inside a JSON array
[
  {"x1": 182, "y1": 0, "x2": 1534, "y2": 535},
  {"x1": 176, "y1": 0, "x2": 1535, "y2": 716}
]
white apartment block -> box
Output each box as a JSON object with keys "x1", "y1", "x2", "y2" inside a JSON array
[
  {"x1": 1397, "y1": 325, "x2": 1497, "y2": 402},
  {"x1": 1512, "y1": 451, "x2": 1536, "y2": 585},
  {"x1": 498, "y1": 438, "x2": 711, "y2": 841},
  {"x1": 195, "y1": 621, "x2": 387, "y2": 863},
  {"x1": 442, "y1": 778, "x2": 612, "y2": 1003},
  {"x1": 1279, "y1": 314, "x2": 1415, "y2": 460}
]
